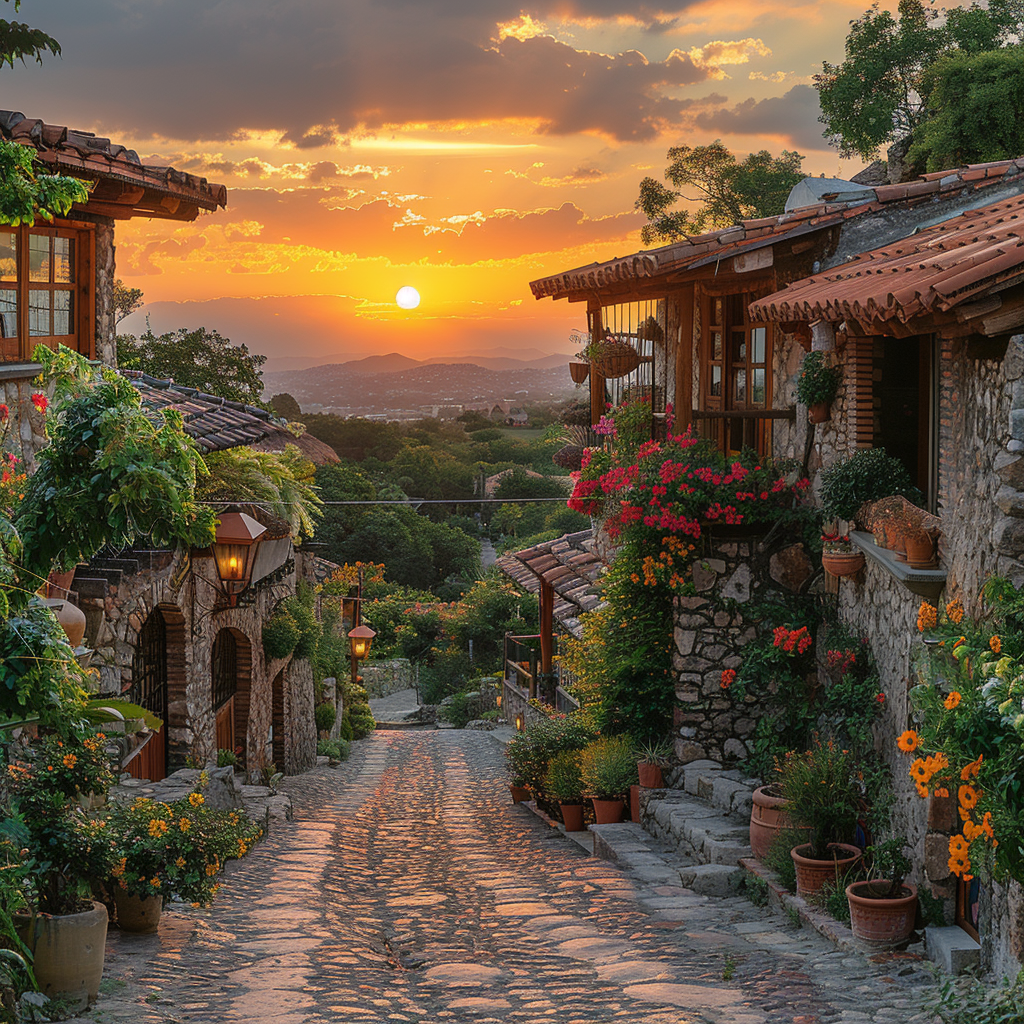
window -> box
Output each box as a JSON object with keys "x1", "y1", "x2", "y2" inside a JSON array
[
  {"x1": 0, "y1": 225, "x2": 90, "y2": 364},
  {"x1": 698, "y1": 291, "x2": 773, "y2": 455}
]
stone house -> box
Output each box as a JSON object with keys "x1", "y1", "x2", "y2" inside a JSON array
[
  {"x1": 0, "y1": 112, "x2": 329, "y2": 784},
  {"x1": 530, "y1": 159, "x2": 1024, "y2": 975}
]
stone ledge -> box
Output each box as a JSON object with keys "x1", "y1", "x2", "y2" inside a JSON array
[
  {"x1": 925, "y1": 925, "x2": 981, "y2": 975},
  {"x1": 850, "y1": 531, "x2": 947, "y2": 599}
]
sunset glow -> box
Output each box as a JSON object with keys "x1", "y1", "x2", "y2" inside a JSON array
[{"x1": 0, "y1": 0, "x2": 936, "y2": 369}]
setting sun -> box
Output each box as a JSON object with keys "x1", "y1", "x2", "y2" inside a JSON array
[{"x1": 396, "y1": 286, "x2": 421, "y2": 310}]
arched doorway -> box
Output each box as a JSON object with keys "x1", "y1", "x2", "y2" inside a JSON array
[
  {"x1": 128, "y1": 609, "x2": 168, "y2": 781},
  {"x1": 211, "y1": 628, "x2": 252, "y2": 767}
]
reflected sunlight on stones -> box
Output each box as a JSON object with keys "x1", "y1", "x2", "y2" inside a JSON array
[
  {"x1": 423, "y1": 963, "x2": 505, "y2": 986},
  {"x1": 385, "y1": 891, "x2": 448, "y2": 907},
  {"x1": 624, "y1": 982, "x2": 767, "y2": 1023},
  {"x1": 493, "y1": 901, "x2": 552, "y2": 915}
]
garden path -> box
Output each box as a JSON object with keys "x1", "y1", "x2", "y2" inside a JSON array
[{"x1": 71, "y1": 732, "x2": 940, "y2": 1024}]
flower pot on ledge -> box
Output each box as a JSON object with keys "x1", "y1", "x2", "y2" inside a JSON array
[
  {"x1": 559, "y1": 802, "x2": 585, "y2": 832},
  {"x1": 791, "y1": 842, "x2": 862, "y2": 897},
  {"x1": 821, "y1": 551, "x2": 865, "y2": 578},
  {"x1": 509, "y1": 785, "x2": 530, "y2": 804},
  {"x1": 591, "y1": 797, "x2": 625, "y2": 824}
]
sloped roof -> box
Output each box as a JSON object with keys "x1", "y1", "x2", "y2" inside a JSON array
[
  {"x1": 497, "y1": 529, "x2": 604, "y2": 638},
  {"x1": 1, "y1": 111, "x2": 227, "y2": 221},
  {"x1": 530, "y1": 159, "x2": 1024, "y2": 302},
  {"x1": 749, "y1": 192, "x2": 1024, "y2": 328}
]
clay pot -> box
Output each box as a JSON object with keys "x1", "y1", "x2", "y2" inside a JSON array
[
  {"x1": 846, "y1": 881, "x2": 918, "y2": 947},
  {"x1": 39, "y1": 597, "x2": 87, "y2": 649},
  {"x1": 568, "y1": 361, "x2": 590, "y2": 384},
  {"x1": 15, "y1": 901, "x2": 108, "y2": 1011},
  {"x1": 509, "y1": 785, "x2": 530, "y2": 804},
  {"x1": 821, "y1": 551, "x2": 866, "y2": 578},
  {"x1": 638, "y1": 762, "x2": 664, "y2": 788},
  {"x1": 560, "y1": 802, "x2": 585, "y2": 832},
  {"x1": 905, "y1": 534, "x2": 936, "y2": 568},
  {"x1": 45, "y1": 568, "x2": 76, "y2": 597},
  {"x1": 790, "y1": 843, "x2": 862, "y2": 897},
  {"x1": 591, "y1": 797, "x2": 625, "y2": 824},
  {"x1": 808, "y1": 402, "x2": 831, "y2": 424},
  {"x1": 113, "y1": 889, "x2": 163, "y2": 934},
  {"x1": 750, "y1": 786, "x2": 794, "y2": 861}
]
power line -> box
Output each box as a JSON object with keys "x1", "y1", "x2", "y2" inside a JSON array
[{"x1": 201, "y1": 497, "x2": 572, "y2": 506}]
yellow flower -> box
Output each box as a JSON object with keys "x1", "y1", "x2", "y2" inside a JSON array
[
  {"x1": 917, "y1": 601, "x2": 938, "y2": 632},
  {"x1": 205, "y1": 863, "x2": 218, "y2": 877},
  {"x1": 990, "y1": 635, "x2": 1002, "y2": 654},
  {"x1": 179, "y1": 818, "x2": 191, "y2": 832},
  {"x1": 944, "y1": 692, "x2": 962, "y2": 710},
  {"x1": 945, "y1": 599, "x2": 965, "y2": 625},
  {"x1": 148, "y1": 818, "x2": 169, "y2": 838},
  {"x1": 189, "y1": 793, "x2": 205, "y2": 808},
  {"x1": 150, "y1": 877, "x2": 161, "y2": 888},
  {"x1": 62, "y1": 753, "x2": 77, "y2": 769},
  {"x1": 897, "y1": 730, "x2": 919, "y2": 753},
  {"x1": 175, "y1": 857, "x2": 186, "y2": 869}
]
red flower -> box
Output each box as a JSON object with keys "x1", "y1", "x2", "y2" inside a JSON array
[
  {"x1": 875, "y1": 693, "x2": 886, "y2": 704},
  {"x1": 31, "y1": 393, "x2": 48, "y2": 414},
  {"x1": 0, "y1": 403, "x2": 8, "y2": 423},
  {"x1": 720, "y1": 669, "x2": 736, "y2": 689}
]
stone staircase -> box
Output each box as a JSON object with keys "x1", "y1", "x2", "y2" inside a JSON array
[
  {"x1": 72, "y1": 548, "x2": 174, "y2": 599},
  {"x1": 635, "y1": 759, "x2": 758, "y2": 896}
]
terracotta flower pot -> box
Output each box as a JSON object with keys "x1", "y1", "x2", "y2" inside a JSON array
[
  {"x1": 15, "y1": 901, "x2": 108, "y2": 1011},
  {"x1": 568, "y1": 361, "x2": 590, "y2": 384},
  {"x1": 749, "y1": 786, "x2": 805, "y2": 861},
  {"x1": 904, "y1": 534, "x2": 936, "y2": 568},
  {"x1": 509, "y1": 785, "x2": 530, "y2": 804},
  {"x1": 560, "y1": 802, "x2": 585, "y2": 832},
  {"x1": 821, "y1": 551, "x2": 866, "y2": 578},
  {"x1": 113, "y1": 889, "x2": 163, "y2": 934},
  {"x1": 790, "y1": 843, "x2": 862, "y2": 897},
  {"x1": 39, "y1": 596, "x2": 87, "y2": 649},
  {"x1": 846, "y1": 881, "x2": 918, "y2": 947},
  {"x1": 808, "y1": 401, "x2": 831, "y2": 424},
  {"x1": 638, "y1": 762, "x2": 664, "y2": 788},
  {"x1": 591, "y1": 797, "x2": 625, "y2": 824}
]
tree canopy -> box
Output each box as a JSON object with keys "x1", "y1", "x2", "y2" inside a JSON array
[
  {"x1": 117, "y1": 325, "x2": 267, "y2": 406},
  {"x1": 816, "y1": 0, "x2": 1024, "y2": 162},
  {"x1": 635, "y1": 142, "x2": 804, "y2": 245},
  {"x1": 1, "y1": 0, "x2": 60, "y2": 68}
]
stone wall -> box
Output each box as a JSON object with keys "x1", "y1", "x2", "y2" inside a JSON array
[
  {"x1": 673, "y1": 531, "x2": 814, "y2": 764},
  {"x1": 94, "y1": 222, "x2": 117, "y2": 366},
  {"x1": 0, "y1": 368, "x2": 49, "y2": 473},
  {"x1": 361, "y1": 659, "x2": 415, "y2": 698}
]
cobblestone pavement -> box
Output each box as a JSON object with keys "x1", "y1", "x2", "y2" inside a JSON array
[{"x1": 77, "y1": 732, "x2": 941, "y2": 1024}]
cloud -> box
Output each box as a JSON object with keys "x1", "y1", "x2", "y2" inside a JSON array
[
  {"x1": 694, "y1": 84, "x2": 825, "y2": 150},
  {"x1": 7, "y1": 0, "x2": 718, "y2": 145},
  {"x1": 749, "y1": 71, "x2": 791, "y2": 83},
  {"x1": 689, "y1": 38, "x2": 772, "y2": 69}
]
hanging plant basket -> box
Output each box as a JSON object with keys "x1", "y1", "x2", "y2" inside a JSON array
[
  {"x1": 568, "y1": 361, "x2": 590, "y2": 384},
  {"x1": 591, "y1": 347, "x2": 640, "y2": 379},
  {"x1": 808, "y1": 401, "x2": 831, "y2": 424},
  {"x1": 821, "y1": 551, "x2": 865, "y2": 578}
]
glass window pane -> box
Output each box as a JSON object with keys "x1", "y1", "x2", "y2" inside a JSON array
[
  {"x1": 29, "y1": 235, "x2": 50, "y2": 283},
  {"x1": 0, "y1": 232, "x2": 15, "y2": 282},
  {"x1": 29, "y1": 291, "x2": 50, "y2": 336},
  {"x1": 53, "y1": 237, "x2": 74, "y2": 284},
  {"x1": 734, "y1": 369, "x2": 746, "y2": 403},
  {"x1": 712, "y1": 331, "x2": 722, "y2": 360},
  {"x1": 752, "y1": 368, "x2": 766, "y2": 405},
  {"x1": 732, "y1": 330, "x2": 745, "y2": 362},
  {"x1": 711, "y1": 365, "x2": 722, "y2": 397},
  {"x1": 752, "y1": 327, "x2": 766, "y2": 364},
  {"x1": 0, "y1": 288, "x2": 16, "y2": 338},
  {"x1": 53, "y1": 290, "x2": 74, "y2": 335}
]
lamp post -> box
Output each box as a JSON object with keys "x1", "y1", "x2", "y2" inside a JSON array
[
  {"x1": 348, "y1": 624, "x2": 376, "y2": 687},
  {"x1": 210, "y1": 511, "x2": 266, "y2": 606}
]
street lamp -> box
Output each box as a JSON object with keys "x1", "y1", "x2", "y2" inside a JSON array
[
  {"x1": 348, "y1": 624, "x2": 376, "y2": 662},
  {"x1": 211, "y1": 511, "x2": 266, "y2": 606}
]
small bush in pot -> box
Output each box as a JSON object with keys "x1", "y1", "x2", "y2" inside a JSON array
[
  {"x1": 846, "y1": 838, "x2": 918, "y2": 946},
  {"x1": 779, "y1": 742, "x2": 860, "y2": 860},
  {"x1": 796, "y1": 352, "x2": 843, "y2": 413},
  {"x1": 819, "y1": 447, "x2": 919, "y2": 524},
  {"x1": 545, "y1": 750, "x2": 586, "y2": 831},
  {"x1": 580, "y1": 735, "x2": 638, "y2": 800},
  {"x1": 635, "y1": 737, "x2": 672, "y2": 788}
]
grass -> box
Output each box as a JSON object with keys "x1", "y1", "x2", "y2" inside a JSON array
[
  {"x1": 743, "y1": 874, "x2": 770, "y2": 908},
  {"x1": 722, "y1": 954, "x2": 737, "y2": 981}
]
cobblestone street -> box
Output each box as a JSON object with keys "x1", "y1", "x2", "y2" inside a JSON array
[{"x1": 83, "y1": 732, "x2": 940, "y2": 1024}]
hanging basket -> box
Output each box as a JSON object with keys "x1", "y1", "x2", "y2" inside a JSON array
[
  {"x1": 821, "y1": 551, "x2": 866, "y2": 578},
  {"x1": 591, "y1": 347, "x2": 640, "y2": 379},
  {"x1": 568, "y1": 361, "x2": 590, "y2": 384}
]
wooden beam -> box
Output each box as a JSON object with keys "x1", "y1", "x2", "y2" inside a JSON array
[{"x1": 675, "y1": 283, "x2": 694, "y2": 434}]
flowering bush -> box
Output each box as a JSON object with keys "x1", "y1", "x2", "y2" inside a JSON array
[
  {"x1": 906, "y1": 584, "x2": 1024, "y2": 883},
  {"x1": 107, "y1": 789, "x2": 263, "y2": 906}
]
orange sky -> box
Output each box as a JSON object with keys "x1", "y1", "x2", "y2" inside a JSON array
[{"x1": 4, "y1": 0, "x2": 935, "y2": 368}]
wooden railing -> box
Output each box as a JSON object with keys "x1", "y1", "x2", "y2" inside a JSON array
[{"x1": 689, "y1": 407, "x2": 796, "y2": 455}]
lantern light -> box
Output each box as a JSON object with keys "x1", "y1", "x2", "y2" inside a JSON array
[
  {"x1": 211, "y1": 511, "x2": 266, "y2": 605},
  {"x1": 348, "y1": 623, "x2": 376, "y2": 661},
  {"x1": 514, "y1": 713, "x2": 524, "y2": 732}
]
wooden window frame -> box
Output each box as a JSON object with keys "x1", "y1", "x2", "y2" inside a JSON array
[{"x1": 0, "y1": 221, "x2": 94, "y2": 364}]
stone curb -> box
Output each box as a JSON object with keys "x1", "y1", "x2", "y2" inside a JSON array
[{"x1": 512, "y1": 795, "x2": 595, "y2": 856}]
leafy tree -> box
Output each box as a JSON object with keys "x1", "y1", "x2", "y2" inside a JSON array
[
  {"x1": 908, "y1": 47, "x2": 1024, "y2": 170},
  {"x1": 113, "y1": 279, "x2": 144, "y2": 326},
  {"x1": 116, "y1": 325, "x2": 266, "y2": 406},
  {"x1": 636, "y1": 142, "x2": 804, "y2": 244},
  {"x1": 270, "y1": 392, "x2": 302, "y2": 419},
  {"x1": 302, "y1": 414, "x2": 403, "y2": 462},
  {"x1": 0, "y1": 138, "x2": 87, "y2": 226},
  {"x1": 815, "y1": 0, "x2": 1024, "y2": 162},
  {"x1": 0, "y1": 0, "x2": 60, "y2": 68}
]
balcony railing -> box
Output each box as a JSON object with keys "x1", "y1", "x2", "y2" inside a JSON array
[{"x1": 689, "y1": 407, "x2": 796, "y2": 456}]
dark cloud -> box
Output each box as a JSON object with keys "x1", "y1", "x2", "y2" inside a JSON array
[
  {"x1": 4, "y1": 1, "x2": 712, "y2": 144},
  {"x1": 694, "y1": 85, "x2": 826, "y2": 150}
]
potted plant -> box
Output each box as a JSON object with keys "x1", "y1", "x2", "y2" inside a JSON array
[
  {"x1": 820, "y1": 532, "x2": 866, "y2": 578},
  {"x1": 796, "y1": 351, "x2": 844, "y2": 424},
  {"x1": 504, "y1": 732, "x2": 533, "y2": 803},
  {"x1": 845, "y1": 838, "x2": 918, "y2": 947},
  {"x1": 584, "y1": 334, "x2": 641, "y2": 379},
  {"x1": 779, "y1": 742, "x2": 862, "y2": 896},
  {"x1": 107, "y1": 789, "x2": 264, "y2": 934},
  {"x1": 544, "y1": 750, "x2": 586, "y2": 832},
  {"x1": 819, "y1": 447, "x2": 919, "y2": 526},
  {"x1": 568, "y1": 345, "x2": 590, "y2": 385},
  {"x1": 635, "y1": 737, "x2": 672, "y2": 789},
  {"x1": 7, "y1": 735, "x2": 117, "y2": 1011},
  {"x1": 580, "y1": 736, "x2": 638, "y2": 824},
  {"x1": 750, "y1": 783, "x2": 799, "y2": 862}
]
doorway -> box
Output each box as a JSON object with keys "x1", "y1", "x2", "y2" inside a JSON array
[
  {"x1": 211, "y1": 628, "x2": 252, "y2": 767},
  {"x1": 128, "y1": 609, "x2": 168, "y2": 781}
]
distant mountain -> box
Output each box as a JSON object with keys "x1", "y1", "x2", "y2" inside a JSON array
[
  {"x1": 341, "y1": 352, "x2": 423, "y2": 374},
  {"x1": 421, "y1": 353, "x2": 568, "y2": 372}
]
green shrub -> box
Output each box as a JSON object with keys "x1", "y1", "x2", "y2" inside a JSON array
[
  {"x1": 317, "y1": 738, "x2": 350, "y2": 761},
  {"x1": 504, "y1": 715, "x2": 598, "y2": 792},
  {"x1": 338, "y1": 716, "x2": 354, "y2": 742},
  {"x1": 814, "y1": 874, "x2": 853, "y2": 924},
  {"x1": 819, "y1": 447, "x2": 918, "y2": 522},
  {"x1": 743, "y1": 874, "x2": 770, "y2": 907},
  {"x1": 262, "y1": 609, "x2": 300, "y2": 660},
  {"x1": 764, "y1": 828, "x2": 801, "y2": 892},
  {"x1": 579, "y1": 735, "x2": 637, "y2": 800},
  {"x1": 216, "y1": 748, "x2": 237, "y2": 768},
  {"x1": 314, "y1": 701, "x2": 337, "y2": 734},
  {"x1": 929, "y1": 970, "x2": 1024, "y2": 1024},
  {"x1": 796, "y1": 351, "x2": 843, "y2": 408},
  {"x1": 778, "y1": 743, "x2": 860, "y2": 859},
  {"x1": 545, "y1": 750, "x2": 584, "y2": 803},
  {"x1": 439, "y1": 691, "x2": 473, "y2": 729}
]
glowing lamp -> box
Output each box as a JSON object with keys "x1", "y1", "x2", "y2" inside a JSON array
[
  {"x1": 514, "y1": 713, "x2": 524, "y2": 732},
  {"x1": 348, "y1": 623, "x2": 376, "y2": 661},
  {"x1": 212, "y1": 511, "x2": 266, "y2": 605}
]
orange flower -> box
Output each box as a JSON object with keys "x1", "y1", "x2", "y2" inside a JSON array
[
  {"x1": 949, "y1": 834, "x2": 969, "y2": 857},
  {"x1": 961, "y1": 755, "x2": 983, "y2": 781},
  {"x1": 897, "y1": 730, "x2": 919, "y2": 753},
  {"x1": 909, "y1": 759, "x2": 930, "y2": 784},
  {"x1": 945, "y1": 599, "x2": 965, "y2": 625},
  {"x1": 914, "y1": 781, "x2": 929, "y2": 799},
  {"x1": 948, "y1": 853, "x2": 971, "y2": 877},
  {"x1": 175, "y1": 857, "x2": 186, "y2": 869},
  {"x1": 188, "y1": 792, "x2": 205, "y2": 807},
  {"x1": 61, "y1": 753, "x2": 77, "y2": 769},
  {"x1": 989, "y1": 635, "x2": 1002, "y2": 654},
  {"x1": 944, "y1": 691, "x2": 962, "y2": 710},
  {"x1": 959, "y1": 784, "x2": 980, "y2": 810},
  {"x1": 926, "y1": 752, "x2": 949, "y2": 774},
  {"x1": 933, "y1": 787, "x2": 949, "y2": 799},
  {"x1": 917, "y1": 601, "x2": 938, "y2": 632},
  {"x1": 981, "y1": 812, "x2": 996, "y2": 840}
]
